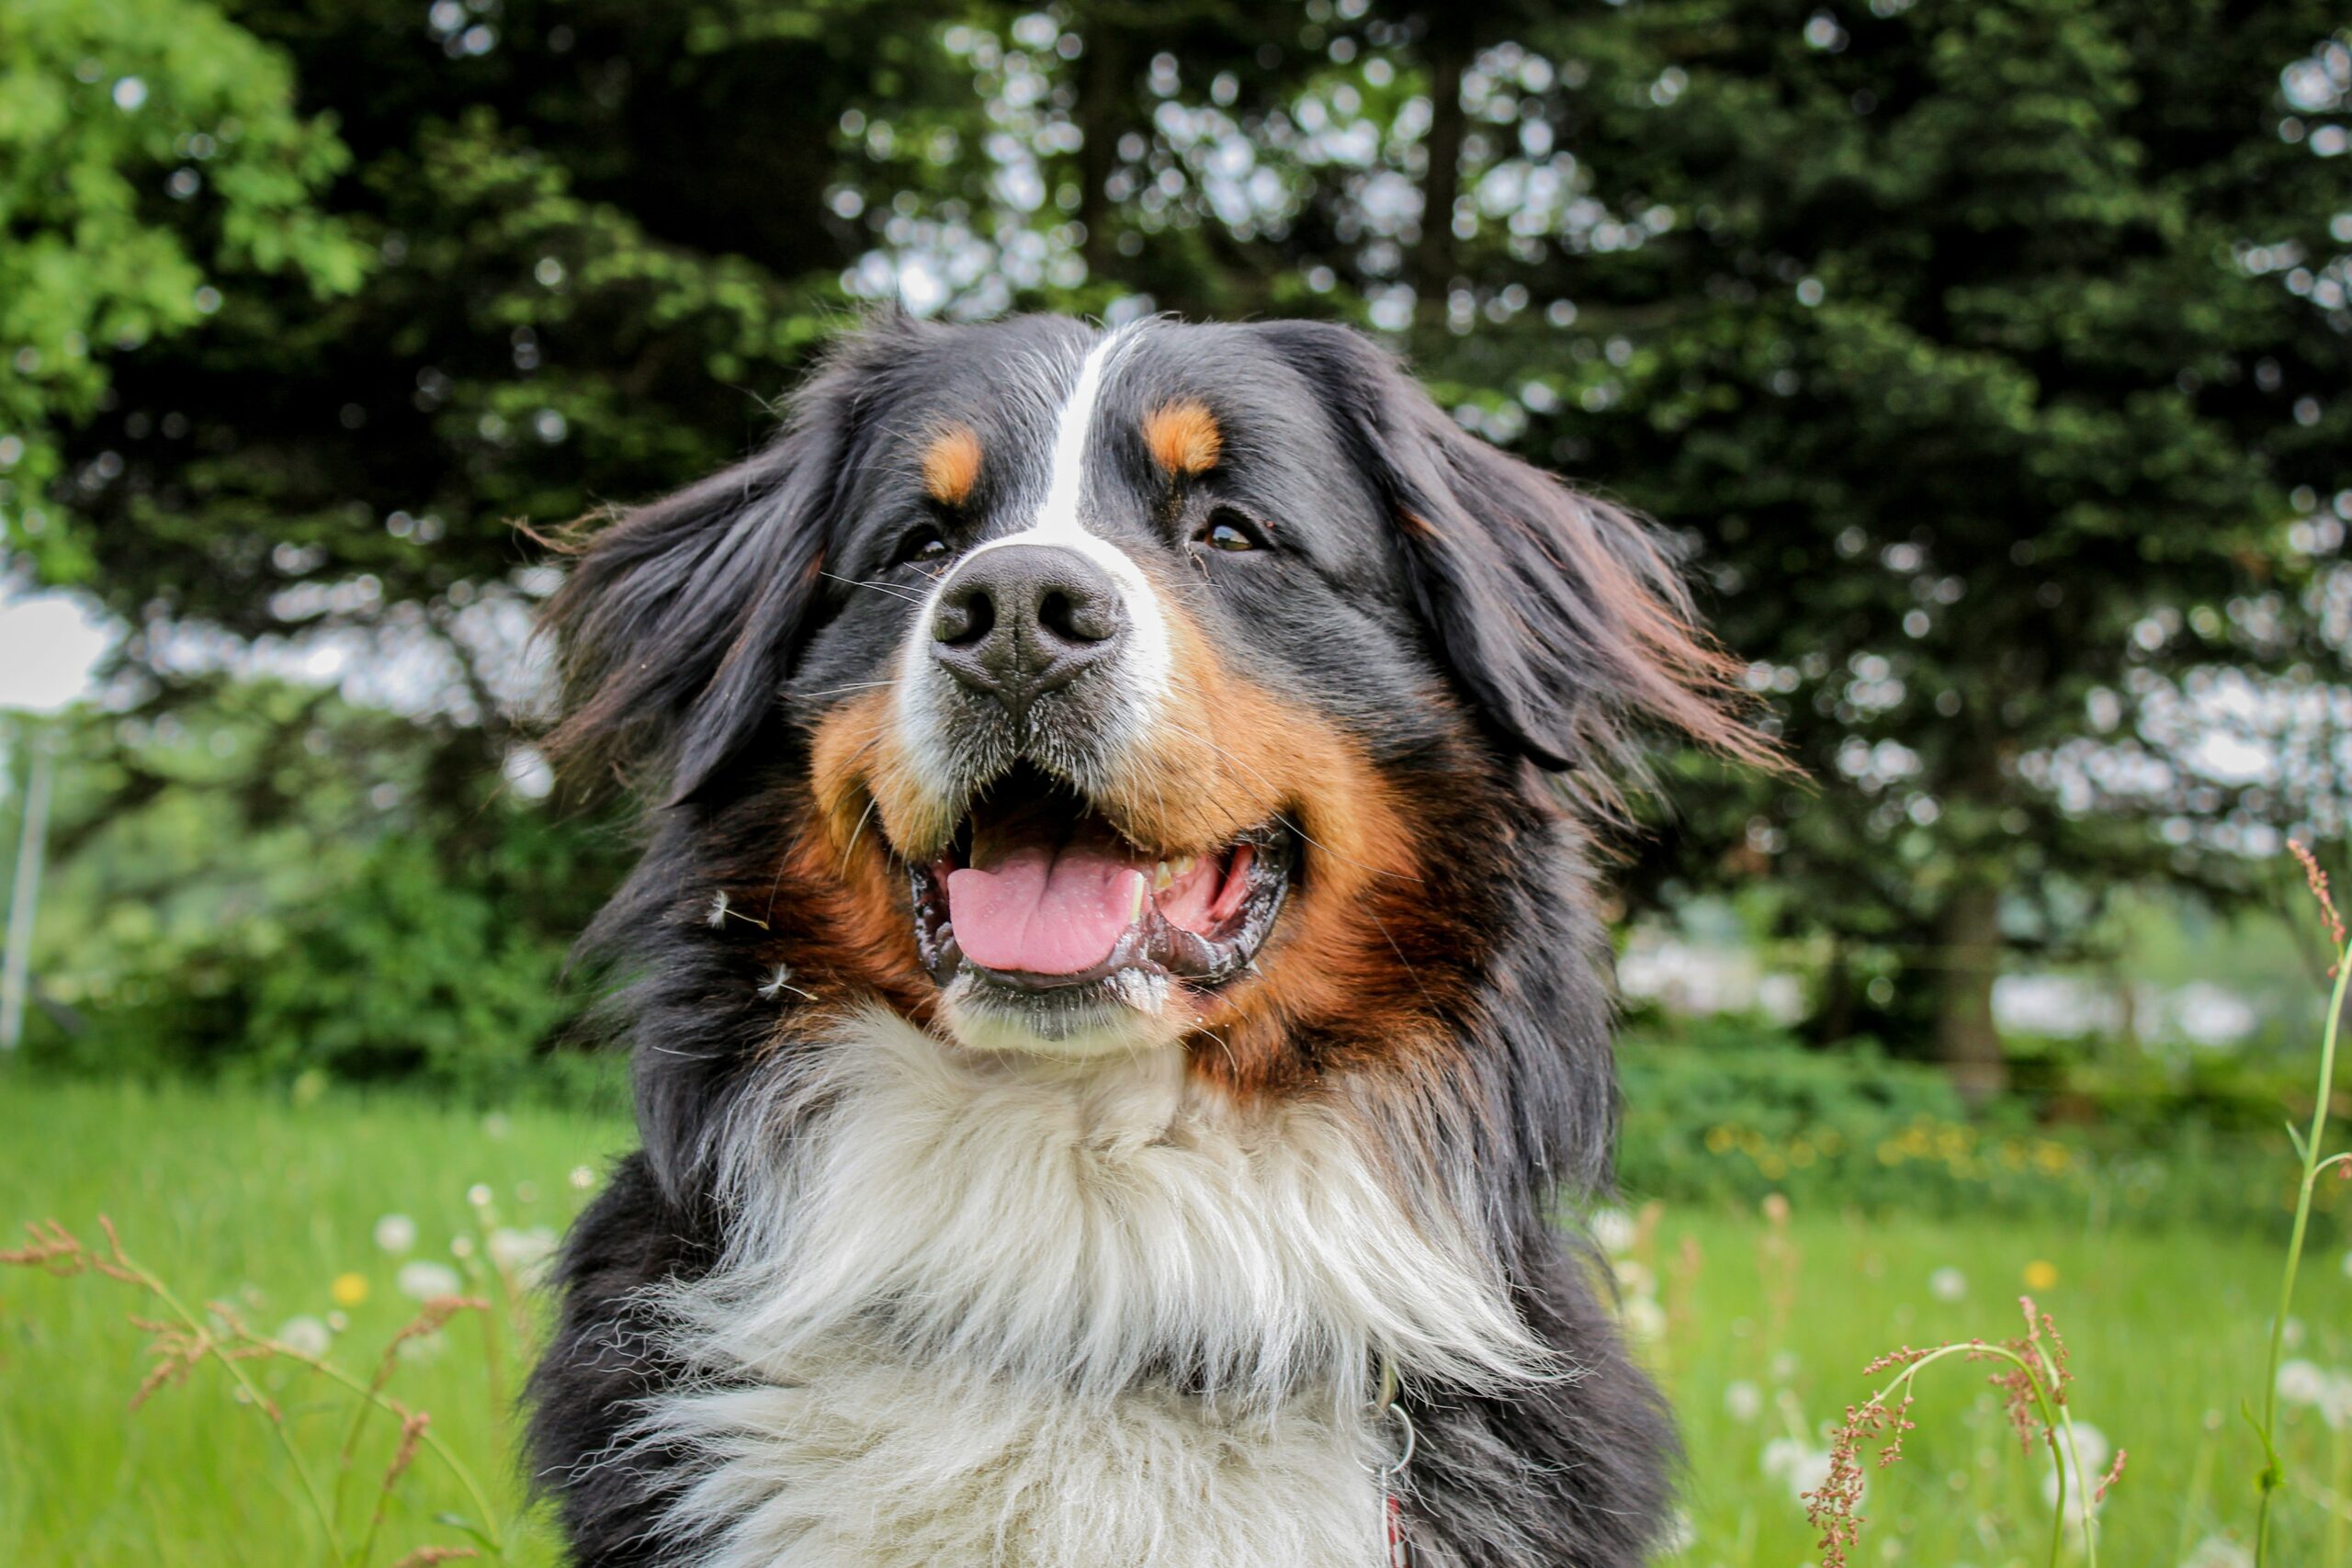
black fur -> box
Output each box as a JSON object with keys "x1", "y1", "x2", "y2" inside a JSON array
[{"x1": 528, "y1": 314, "x2": 1757, "y2": 1566}]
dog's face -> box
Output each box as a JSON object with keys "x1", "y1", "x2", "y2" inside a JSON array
[{"x1": 549, "y1": 315, "x2": 1762, "y2": 1082}]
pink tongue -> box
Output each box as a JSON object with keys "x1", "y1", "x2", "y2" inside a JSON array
[{"x1": 947, "y1": 842, "x2": 1148, "y2": 976}]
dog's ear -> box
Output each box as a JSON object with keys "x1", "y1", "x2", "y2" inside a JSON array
[
  {"x1": 1260, "y1": 320, "x2": 1776, "y2": 777},
  {"x1": 540, "y1": 335, "x2": 889, "y2": 805}
]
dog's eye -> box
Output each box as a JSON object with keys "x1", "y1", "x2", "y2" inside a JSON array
[
  {"x1": 1196, "y1": 510, "x2": 1265, "y2": 553},
  {"x1": 894, "y1": 527, "x2": 951, "y2": 568}
]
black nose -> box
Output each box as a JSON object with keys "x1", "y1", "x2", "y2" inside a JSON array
[{"x1": 929, "y1": 543, "x2": 1126, "y2": 710}]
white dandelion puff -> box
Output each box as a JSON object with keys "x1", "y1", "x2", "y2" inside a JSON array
[
  {"x1": 395, "y1": 1260, "x2": 463, "y2": 1300},
  {"x1": 2278, "y1": 1359, "x2": 2329, "y2": 1407},
  {"x1": 1761, "y1": 1436, "x2": 1834, "y2": 1503},
  {"x1": 276, "y1": 1315, "x2": 332, "y2": 1357},
  {"x1": 372, "y1": 1213, "x2": 417, "y2": 1255},
  {"x1": 2042, "y1": 1420, "x2": 2112, "y2": 1543},
  {"x1": 1724, "y1": 1380, "x2": 1763, "y2": 1423},
  {"x1": 707, "y1": 890, "x2": 730, "y2": 927},
  {"x1": 1620, "y1": 1296, "x2": 1667, "y2": 1344},
  {"x1": 2182, "y1": 1535, "x2": 2253, "y2": 1568},
  {"x1": 1928, "y1": 1266, "x2": 1966, "y2": 1302},
  {"x1": 757, "y1": 964, "x2": 810, "y2": 1001},
  {"x1": 488, "y1": 1225, "x2": 559, "y2": 1286}
]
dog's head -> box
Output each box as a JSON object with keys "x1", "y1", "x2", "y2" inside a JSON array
[{"x1": 548, "y1": 314, "x2": 1766, "y2": 1085}]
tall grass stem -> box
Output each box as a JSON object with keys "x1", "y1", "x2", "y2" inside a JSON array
[{"x1": 2253, "y1": 933, "x2": 2352, "y2": 1563}]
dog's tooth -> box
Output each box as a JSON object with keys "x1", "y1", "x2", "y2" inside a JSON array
[
  {"x1": 1152, "y1": 860, "x2": 1174, "y2": 892},
  {"x1": 1172, "y1": 855, "x2": 1196, "y2": 879},
  {"x1": 1131, "y1": 875, "x2": 1148, "y2": 919}
]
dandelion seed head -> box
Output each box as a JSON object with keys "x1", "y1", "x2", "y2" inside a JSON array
[
  {"x1": 373, "y1": 1213, "x2": 418, "y2": 1254},
  {"x1": 467, "y1": 1182, "x2": 493, "y2": 1209},
  {"x1": 2182, "y1": 1535, "x2": 2254, "y2": 1568},
  {"x1": 1724, "y1": 1380, "x2": 1764, "y2": 1422},
  {"x1": 1928, "y1": 1266, "x2": 1966, "y2": 1303},
  {"x1": 488, "y1": 1224, "x2": 559, "y2": 1285},
  {"x1": 569, "y1": 1165, "x2": 595, "y2": 1190},
  {"x1": 2278, "y1": 1358, "x2": 2329, "y2": 1406},
  {"x1": 1763, "y1": 1435, "x2": 1835, "y2": 1501},
  {"x1": 277, "y1": 1314, "x2": 332, "y2": 1357},
  {"x1": 707, "y1": 889, "x2": 730, "y2": 927},
  {"x1": 1621, "y1": 1295, "x2": 1667, "y2": 1343},
  {"x1": 396, "y1": 1260, "x2": 463, "y2": 1300}
]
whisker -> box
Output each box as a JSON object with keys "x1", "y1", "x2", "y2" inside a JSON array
[
  {"x1": 793, "y1": 680, "x2": 900, "y2": 700},
  {"x1": 840, "y1": 795, "x2": 881, "y2": 878},
  {"x1": 820, "y1": 570, "x2": 927, "y2": 605}
]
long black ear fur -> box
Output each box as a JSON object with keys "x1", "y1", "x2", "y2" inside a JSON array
[
  {"x1": 1259, "y1": 320, "x2": 1774, "y2": 779},
  {"x1": 539, "y1": 321, "x2": 912, "y2": 804}
]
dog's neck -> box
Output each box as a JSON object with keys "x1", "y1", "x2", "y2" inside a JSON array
[
  {"x1": 654, "y1": 1006, "x2": 1545, "y2": 1404},
  {"x1": 628, "y1": 1008, "x2": 1532, "y2": 1567}
]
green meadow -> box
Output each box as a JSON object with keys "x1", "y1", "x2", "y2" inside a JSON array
[{"x1": 2, "y1": 1076, "x2": 2342, "y2": 1568}]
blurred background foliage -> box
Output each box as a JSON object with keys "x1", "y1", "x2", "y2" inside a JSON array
[{"x1": 3, "y1": 0, "x2": 2350, "y2": 1223}]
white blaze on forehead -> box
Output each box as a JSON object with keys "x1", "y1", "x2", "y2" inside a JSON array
[
  {"x1": 1035, "y1": 325, "x2": 1132, "y2": 543},
  {"x1": 894, "y1": 324, "x2": 1173, "y2": 795}
]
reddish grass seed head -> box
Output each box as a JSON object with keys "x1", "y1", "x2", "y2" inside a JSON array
[{"x1": 2290, "y1": 839, "x2": 2346, "y2": 964}]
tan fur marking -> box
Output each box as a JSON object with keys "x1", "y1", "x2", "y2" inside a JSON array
[
  {"x1": 809, "y1": 690, "x2": 958, "y2": 861},
  {"x1": 920, "y1": 425, "x2": 983, "y2": 506},
  {"x1": 1143, "y1": 400, "x2": 1223, "y2": 477}
]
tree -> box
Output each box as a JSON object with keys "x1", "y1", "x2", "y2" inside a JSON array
[
  {"x1": 1030, "y1": 0, "x2": 2352, "y2": 1089},
  {"x1": 1, "y1": 0, "x2": 367, "y2": 576},
  {"x1": 1485, "y1": 0, "x2": 2352, "y2": 1090},
  {"x1": 16, "y1": 0, "x2": 2349, "y2": 1090}
]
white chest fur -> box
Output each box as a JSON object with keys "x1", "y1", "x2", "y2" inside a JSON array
[{"x1": 636, "y1": 1011, "x2": 1544, "y2": 1567}]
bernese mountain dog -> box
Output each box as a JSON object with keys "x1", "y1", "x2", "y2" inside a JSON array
[{"x1": 527, "y1": 313, "x2": 1769, "y2": 1567}]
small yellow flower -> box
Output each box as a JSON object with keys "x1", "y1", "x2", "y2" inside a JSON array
[
  {"x1": 332, "y1": 1271, "x2": 370, "y2": 1307},
  {"x1": 2023, "y1": 1259, "x2": 2059, "y2": 1291}
]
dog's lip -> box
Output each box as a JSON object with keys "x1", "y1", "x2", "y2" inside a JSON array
[{"x1": 906, "y1": 817, "x2": 1296, "y2": 994}]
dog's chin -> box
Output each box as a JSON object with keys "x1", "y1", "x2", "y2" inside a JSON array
[{"x1": 938, "y1": 971, "x2": 1193, "y2": 1058}]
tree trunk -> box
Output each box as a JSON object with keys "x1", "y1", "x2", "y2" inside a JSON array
[
  {"x1": 1075, "y1": 24, "x2": 1128, "y2": 281},
  {"x1": 1409, "y1": 17, "x2": 1473, "y2": 315},
  {"x1": 1810, "y1": 939, "x2": 1856, "y2": 1047},
  {"x1": 1932, "y1": 878, "x2": 2006, "y2": 1102}
]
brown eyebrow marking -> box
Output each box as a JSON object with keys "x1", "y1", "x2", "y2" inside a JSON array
[
  {"x1": 1143, "y1": 400, "x2": 1222, "y2": 478},
  {"x1": 921, "y1": 424, "x2": 983, "y2": 505}
]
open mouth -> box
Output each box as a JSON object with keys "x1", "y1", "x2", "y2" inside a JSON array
[{"x1": 908, "y1": 766, "x2": 1295, "y2": 1000}]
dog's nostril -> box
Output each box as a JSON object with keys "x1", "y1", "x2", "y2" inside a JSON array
[
  {"x1": 934, "y1": 585, "x2": 995, "y2": 648},
  {"x1": 1035, "y1": 588, "x2": 1113, "y2": 647}
]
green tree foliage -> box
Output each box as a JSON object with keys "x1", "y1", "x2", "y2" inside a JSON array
[
  {"x1": 12, "y1": 679, "x2": 616, "y2": 1093},
  {"x1": 7, "y1": 0, "x2": 2348, "y2": 1087},
  {"x1": 0, "y1": 0, "x2": 368, "y2": 577},
  {"x1": 1430, "y1": 2, "x2": 2352, "y2": 1088}
]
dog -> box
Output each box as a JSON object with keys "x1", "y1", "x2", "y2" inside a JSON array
[{"x1": 526, "y1": 313, "x2": 1768, "y2": 1567}]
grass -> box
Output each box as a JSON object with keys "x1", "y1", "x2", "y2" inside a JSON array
[
  {"x1": 0, "y1": 1077, "x2": 630, "y2": 1568},
  {"x1": 3, "y1": 1073, "x2": 2346, "y2": 1567}
]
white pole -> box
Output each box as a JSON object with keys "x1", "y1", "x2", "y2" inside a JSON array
[{"x1": 0, "y1": 732, "x2": 56, "y2": 1051}]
